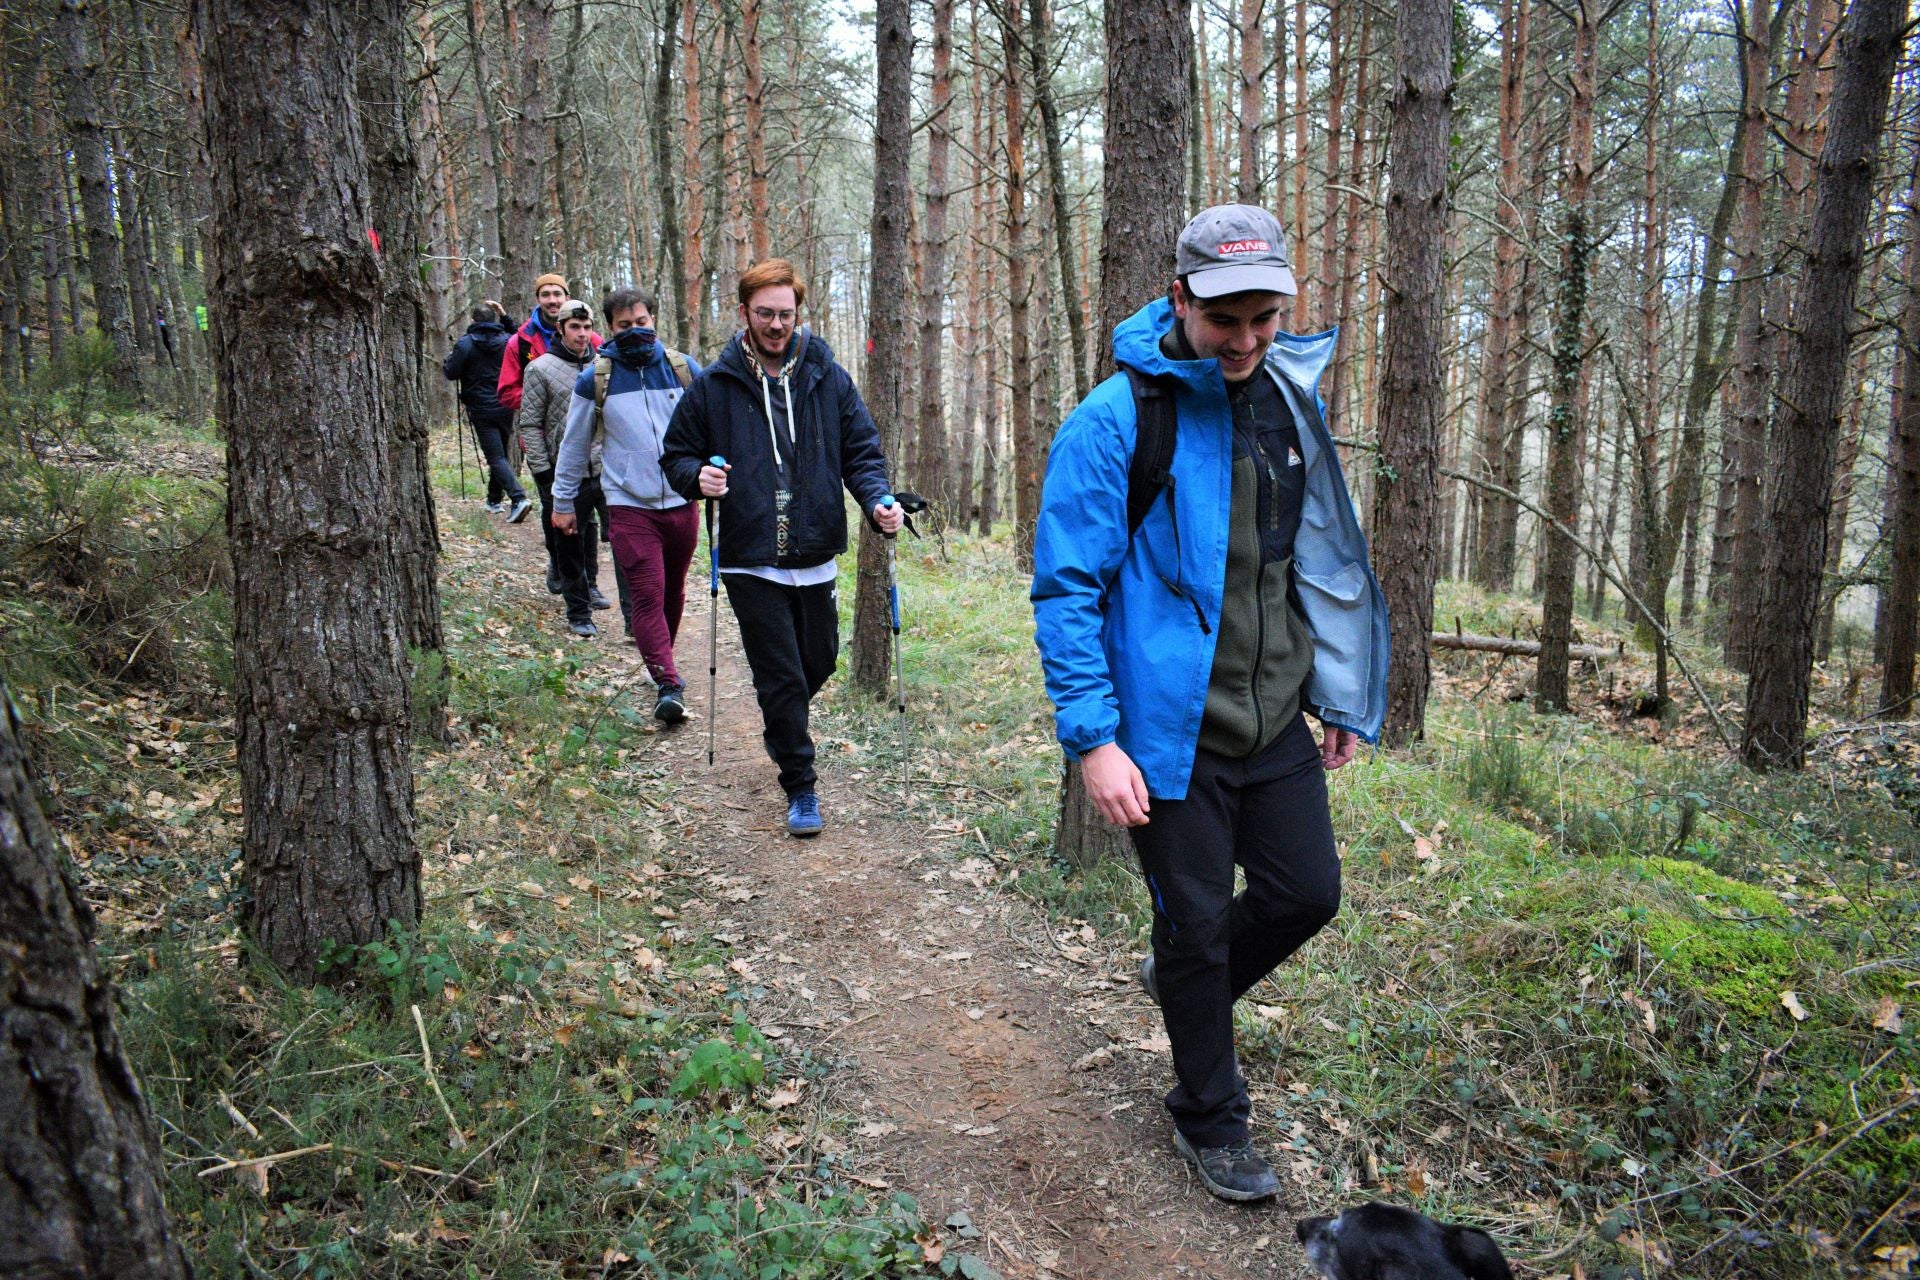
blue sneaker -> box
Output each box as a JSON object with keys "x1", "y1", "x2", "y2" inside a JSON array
[{"x1": 786, "y1": 791, "x2": 823, "y2": 838}]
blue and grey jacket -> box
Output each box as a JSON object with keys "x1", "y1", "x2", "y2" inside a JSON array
[
  {"x1": 1030, "y1": 297, "x2": 1390, "y2": 801},
  {"x1": 552, "y1": 341, "x2": 702, "y2": 514}
]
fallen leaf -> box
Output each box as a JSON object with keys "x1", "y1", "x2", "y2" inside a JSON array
[
  {"x1": 765, "y1": 1081, "x2": 804, "y2": 1109},
  {"x1": 1781, "y1": 990, "x2": 1809, "y2": 1022},
  {"x1": 1413, "y1": 836, "x2": 1436, "y2": 860},
  {"x1": 1872, "y1": 996, "x2": 1903, "y2": 1035},
  {"x1": 1135, "y1": 1032, "x2": 1172, "y2": 1054}
]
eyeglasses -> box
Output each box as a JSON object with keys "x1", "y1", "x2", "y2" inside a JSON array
[{"x1": 750, "y1": 307, "x2": 797, "y2": 325}]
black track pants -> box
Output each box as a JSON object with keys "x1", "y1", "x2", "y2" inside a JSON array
[
  {"x1": 722, "y1": 572, "x2": 840, "y2": 796},
  {"x1": 1129, "y1": 712, "x2": 1341, "y2": 1147}
]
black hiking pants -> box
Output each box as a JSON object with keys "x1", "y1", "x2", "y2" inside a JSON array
[
  {"x1": 468, "y1": 411, "x2": 526, "y2": 506},
  {"x1": 1130, "y1": 712, "x2": 1341, "y2": 1148},
  {"x1": 536, "y1": 470, "x2": 603, "y2": 626},
  {"x1": 723, "y1": 572, "x2": 839, "y2": 796}
]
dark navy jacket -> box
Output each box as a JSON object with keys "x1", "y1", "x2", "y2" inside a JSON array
[
  {"x1": 660, "y1": 329, "x2": 892, "y2": 569},
  {"x1": 442, "y1": 321, "x2": 511, "y2": 417}
]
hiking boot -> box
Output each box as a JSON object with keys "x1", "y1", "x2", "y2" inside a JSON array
[
  {"x1": 507, "y1": 497, "x2": 534, "y2": 524},
  {"x1": 590, "y1": 586, "x2": 612, "y2": 610},
  {"x1": 568, "y1": 620, "x2": 598, "y2": 638},
  {"x1": 1173, "y1": 1130, "x2": 1279, "y2": 1203},
  {"x1": 1138, "y1": 953, "x2": 1161, "y2": 1007},
  {"x1": 786, "y1": 791, "x2": 823, "y2": 838},
  {"x1": 653, "y1": 684, "x2": 686, "y2": 725}
]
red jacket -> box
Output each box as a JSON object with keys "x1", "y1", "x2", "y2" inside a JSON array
[{"x1": 496, "y1": 314, "x2": 602, "y2": 412}]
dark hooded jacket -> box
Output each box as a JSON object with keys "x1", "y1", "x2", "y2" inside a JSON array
[
  {"x1": 442, "y1": 320, "x2": 511, "y2": 417},
  {"x1": 660, "y1": 329, "x2": 892, "y2": 569}
]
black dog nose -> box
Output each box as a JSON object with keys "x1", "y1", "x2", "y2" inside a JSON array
[{"x1": 1296, "y1": 1216, "x2": 1331, "y2": 1244}]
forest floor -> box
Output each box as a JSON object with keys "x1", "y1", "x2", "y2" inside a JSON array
[
  {"x1": 496, "y1": 507, "x2": 1307, "y2": 1280},
  {"x1": 7, "y1": 403, "x2": 1919, "y2": 1279}
]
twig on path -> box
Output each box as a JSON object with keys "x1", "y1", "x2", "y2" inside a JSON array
[{"x1": 411, "y1": 1004, "x2": 468, "y2": 1151}]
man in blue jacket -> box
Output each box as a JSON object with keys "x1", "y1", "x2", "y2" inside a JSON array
[
  {"x1": 1031, "y1": 205, "x2": 1389, "y2": 1203},
  {"x1": 662, "y1": 259, "x2": 902, "y2": 837}
]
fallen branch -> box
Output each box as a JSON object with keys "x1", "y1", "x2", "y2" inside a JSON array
[
  {"x1": 196, "y1": 1142, "x2": 333, "y2": 1178},
  {"x1": 412, "y1": 1004, "x2": 468, "y2": 1151},
  {"x1": 1432, "y1": 631, "x2": 1617, "y2": 661}
]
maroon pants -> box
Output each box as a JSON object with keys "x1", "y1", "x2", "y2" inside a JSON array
[{"x1": 607, "y1": 504, "x2": 700, "y2": 688}]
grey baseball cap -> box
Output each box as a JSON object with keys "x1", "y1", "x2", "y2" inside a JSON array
[{"x1": 1176, "y1": 204, "x2": 1298, "y2": 298}]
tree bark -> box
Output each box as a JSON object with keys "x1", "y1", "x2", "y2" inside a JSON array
[
  {"x1": 1882, "y1": 125, "x2": 1920, "y2": 719},
  {"x1": 358, "y1": 0, "x2": 446, "y2": 741},
  {"x1": 1028, "y1": 0, "x2": 1090, "y2": 404},
  {"x1": 1742, "y1": 0, "x2": 1904, "y2": 769},
  {"x1": 505, "y1": 0, "x2": 554, "y2": 295},
  {"x1": 200, "y1": 0, "x2": 422, "y2": 979},
  {"x1": 1722, "y1": 0, "x2": 1776, "y2": 669},
  {"x1": 848, "y1": 0, "x2": 912, "y2": 700},
  {"x1": 1003, "y1": 2, "x2": 1037, "y2": 570},
  {"x1": 1535, "y1": 0, "x2": 1603, "y2": 713},
  {"x1": 740, "y1": 0, "x2": 771, "y2": 261},
  {"x1": 1236, "y1": 0, "x2": 1264, "y2": 203},
  {"x1": 679, "y1": 0, "x2": 704, "y2": 352},
  {"x1": 55, "y1": 0, "x2": 139, "y2": 394},
  {"x1": 0, "y1": 695, "x2": 190, "y2": 1280},
  {"x1": 1059, "y1": 0, "x2": 1190, "y2": 870},
  {"x1": 915, "y1": 0, "x2": 957, "y2": 519},
  {"x1": 654, "y1": 0, "x2": 682, "y2": 336},
  {"x1": 463, "y1": 0, "x2": 508, "y2": 280},
  {"x1": 1371, "y1": 0, "x2": 1451, "y2": 745}
]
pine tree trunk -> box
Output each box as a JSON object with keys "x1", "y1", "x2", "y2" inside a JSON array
[
  {"x1": 916, "y1": 0, "x2": 957, "y2": 520},
  {"x1": 1003, "y1": 3, "x2": 1038, "y2": 571},
  {"x1": 1371, "y1": 0, "x2": 1451, "y2": 746},
  {"x1": 1058, "y1": 0, "x2": 1190, "y2": 870},
  {"x1": 358, "y1": 0, "x2": 446, "y2": 742},
  {"x1": 848, "y1": 0, "x2": 912, "y2": 701},
  {"x1": 464, "y1": 0, "x2": 508, "y2": 281},
  {"x1": 655, "y1": 3, "x2": 684, "y2": 343},
  {"x1": 200, "y1": 0, "x2": 422, "y2": 980},
  {"x1": 0, "y1": 696, "x2": 190, "y2": 1280},
  {"x1": 679, "y1": 0, "x2": 704, "y2": 353},
  {"x1": 1881, "y1": 126, "x2": 1920, "y2": 718},
  {"x1": 1028, "y1": 0, "x2": 1091, "y2": 404},
  {"x1": 741, "y1": 0, "x2": 771, "y2": 261},
  {"x1": 505, "y1": 0, "x2": 553, "y2": 294},
  {"x1": 1742, "y1": 0, "x2": 1903, "y2": 769},
  {"x1": 1535, "y1": 0, "x2": 1602, "y2": 713},
  {"x1": 1235, "y1": 0, "x2": 1262, "y2": 202},
  {"x1": 1290, "y1": 0, "x2": 1310, "y2": 332},
  {"x1": 1721, "y1": 0, "x2": 1775, "y2": 669},
  {"x1": 56, "y1": 0, "x2": 139, "y2": 394}
]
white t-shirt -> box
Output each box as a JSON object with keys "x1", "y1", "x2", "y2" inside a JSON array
[{"x1": 721, "y1": 561, "x2": 839, "y2": 588}]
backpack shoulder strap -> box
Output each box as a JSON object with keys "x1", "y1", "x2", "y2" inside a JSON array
[
  {"x1": 593, "y1": 355, "x2": 613, "y2": 410},
  {"x1": 665, "y1": 349, "x2": 693, "y2": 389},
  {"x1": 1122, "y1": 366, "x2": 1178, "y2": 536}
]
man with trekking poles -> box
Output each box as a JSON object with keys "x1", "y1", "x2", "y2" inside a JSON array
[
  {"x1": 1031, "y1": 205, "x2": 1389, "y2": 1202},
  {"x1": 661, "y1": 259, "x2": 903, "y2": 838}
]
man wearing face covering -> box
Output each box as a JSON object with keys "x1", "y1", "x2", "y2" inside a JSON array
[{"x1": 551, "y1": 288, "x2": 703, "y2": 721}]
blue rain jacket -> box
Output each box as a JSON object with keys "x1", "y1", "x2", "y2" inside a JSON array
[{"x1": 1030, "y1": 297, "x2": 1390, "y2": 801}]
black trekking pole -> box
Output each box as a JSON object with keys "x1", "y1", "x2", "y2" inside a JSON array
[
  {"x1": 706, "y1": 455, "x2": 726, "y2": 768},
  {"x1": 879, "y1": 492, "x2": 928, "y2": 796},
  {"x1": 456, "y1": 415, "x2": 469, "y2": 501}
]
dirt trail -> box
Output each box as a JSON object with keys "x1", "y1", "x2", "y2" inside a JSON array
[{"x1": 498, "y1": 513, "x2": 1314, "y2": 1280}]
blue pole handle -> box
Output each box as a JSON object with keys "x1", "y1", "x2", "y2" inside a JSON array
[
  {"x1": 880, "y1": 493, "x2": 896, "y2": 507},
  {"x1": 889, "y1": 584, "x2": 901, "y2": 632},
  {"x1": 709, "y1": 455, "x2": 727, "y2": 467}
]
